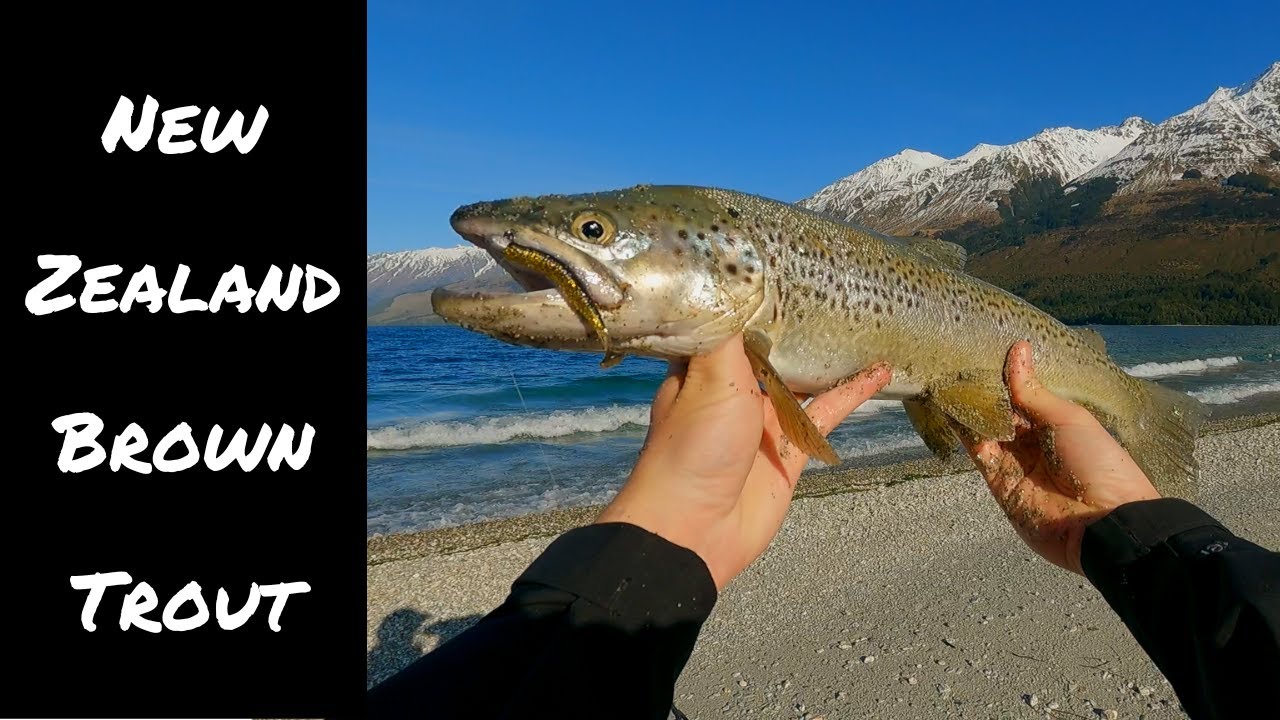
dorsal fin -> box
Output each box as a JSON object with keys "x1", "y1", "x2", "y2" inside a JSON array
[
  {"x1": 1073, "y1": 327, "x2": 1107, "y2": 353},
  {"x1": 896, "y1": 236, "x2": 967, "y2": 271}
]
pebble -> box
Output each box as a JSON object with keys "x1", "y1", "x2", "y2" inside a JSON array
[
  {"x1": 1025, "y1": 694, "x2": 1039, "y2": 707},
  {"x1": 737, "y1": 679, "x2": 747, "y2": 688},
  {"x1": 861, "y1": 655, "x2": 876, "y2": 664}
]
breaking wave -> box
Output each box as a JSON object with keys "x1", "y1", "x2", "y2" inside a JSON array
[
  {"x1": 1189, "y1": 381, "x2": 1280, "y2": 405},
  {"x1": 1124, "y1": 356, "x2": 1241, "y2": 378},
  {"x1": 368, "y1": 405, "x2": 650, "y2": 450}
]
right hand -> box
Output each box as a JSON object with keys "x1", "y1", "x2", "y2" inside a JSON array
[{"x1": 956, "y1": 341, "x2": 1161, "y2": 575}]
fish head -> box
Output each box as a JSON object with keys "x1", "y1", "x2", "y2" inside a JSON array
[{"x1": 434, "y1": 185, "x2": 766, "y2": 360}]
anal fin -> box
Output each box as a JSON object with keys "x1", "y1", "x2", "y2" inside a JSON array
[
  {"x1": 903, "y1": 398, "x2": 958, "y2": 459},
  {"x1": 742, "y1": 330, "x2": 840, "y2": 465},
  {"x1": 928, "y1": 380, "x2": 1015, "y2": 441}
]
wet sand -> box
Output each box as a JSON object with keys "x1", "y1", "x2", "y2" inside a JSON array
[{"x1": 367, "y1": 414, "x2": 1278, "y2": 717}]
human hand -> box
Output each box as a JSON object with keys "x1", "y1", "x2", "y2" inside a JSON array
[
  {"x1": 957, "y1": 341, "x2": 1161, "y2": 575},
  {"x1": 596, "y1": 334, "x2": 891, "y2": 590}
]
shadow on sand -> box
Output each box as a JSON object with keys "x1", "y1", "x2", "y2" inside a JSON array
[{"x1": 367, "y1": 608, "x2": 483, "y2": 687}]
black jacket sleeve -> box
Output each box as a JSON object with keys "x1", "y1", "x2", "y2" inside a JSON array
[
  {"x1": 1082, "y1": 498, "x2": 1280, "y2": 720},
  {"x1": 367, "y1": 522, "x2": 717, "y2": 720}
]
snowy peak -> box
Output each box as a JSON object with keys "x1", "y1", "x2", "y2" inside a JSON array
[
  {"x1": 366, "y1": 246, "x2": 507, "y2": 311},
  {"x1": 803, "y1": 118, "x2": 1151, "y2": 234},
  {"x1": 802, "y1": 148, "x2": 948, "y2": 227},
  {"x1": 803, "y1": 61, "x2": 1277, "y2": 233},
  {"x1": 885, "y1": 148, "x2": 947, "y2": 170},
  {"x1": 958, "y1": 143, "x2": 1003, "y2": 162},
  {"x1": 1080, "y1": 61, "x2": 1279, "y2": 191}
]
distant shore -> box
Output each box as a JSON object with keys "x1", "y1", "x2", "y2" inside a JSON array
[{"x1": 368, "y1": 414, "x2": 1278, "y2": 718}]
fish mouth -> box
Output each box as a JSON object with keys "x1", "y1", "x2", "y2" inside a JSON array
[
  {"x1": 448, "y1": 208, "x2": 625, "y2": 307},
  {"x1": 433, "y1": 207, "x2": 626, "y2": 353}
]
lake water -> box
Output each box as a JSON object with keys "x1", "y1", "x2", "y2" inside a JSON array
[{"x1": 367, "y1": 325, "x2": 1279, "y2": 536}]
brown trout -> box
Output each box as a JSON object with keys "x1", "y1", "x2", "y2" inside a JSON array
[{"x1": 433, "y1": 185, "x2": 1205, "y2": 492}]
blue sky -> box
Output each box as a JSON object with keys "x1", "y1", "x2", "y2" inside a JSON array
[{"x1": 368, "y1": 0, "x2": 1278, "y2": 253}]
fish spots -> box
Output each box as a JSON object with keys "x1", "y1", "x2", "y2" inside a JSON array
[
  {"x1": 678, "y1": 229, "x2": 688, "y2": 240},
  {"x1": 711, "y1": 224, "x2": 720, "y2": 232},
  {"x1": 727, "y1": 207, "x2": 740, "y2": 219},
  {"x1": 726, "y1": 263, "x2": 738, "y2": 275},
  {"x1": 697, "y1": 232, "x2": 706, "y2": 240}
]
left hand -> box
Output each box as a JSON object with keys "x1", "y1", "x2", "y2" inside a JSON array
[{"x1": 596, "y1": 334, "x2": 892, "y2": 590}]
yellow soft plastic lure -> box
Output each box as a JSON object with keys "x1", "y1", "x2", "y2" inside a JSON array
[{"x1": 502, "y1": 244, "x2": 622, "y2": 367}]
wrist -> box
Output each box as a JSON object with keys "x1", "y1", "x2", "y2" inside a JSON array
[{"x1": 596, "y1": 497, "x2": 729, "y2": 589}]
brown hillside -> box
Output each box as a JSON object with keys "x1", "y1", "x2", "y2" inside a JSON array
[{"x1": 963, "y1": 182, "x2": 1279, "y2": 324}]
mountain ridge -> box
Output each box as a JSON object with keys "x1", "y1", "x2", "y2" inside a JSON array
[
  {"x1": 802, "y1": 118, "x2": 1153, "y2": 234},
  {"x1": 803, "y1": 62, "x2": 1278, "y2": 234}
]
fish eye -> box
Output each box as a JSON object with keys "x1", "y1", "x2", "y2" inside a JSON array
[{"x1": 572, "y1": 212, "x2": 616, "y2": 244}]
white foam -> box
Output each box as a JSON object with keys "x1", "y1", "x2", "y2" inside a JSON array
[
  {"x1": 1124, "y1": 356, "x2": 1241, "y2": 378},
  {"x1": 835, "y1": 432, "x2": 925, "y2": 458},
  {"x1": 851, "y1": 399, "x2": 904, "y2": 415},
  {"x1": 1190, "y1": 381, "x2": 1280, "y2": 405},
  {"x1": 367, "y1": 405, "x2": 650, "y2": 450},
  {"x1": 368, "y1": 482, "x2": 622, "y2": 535},
  {"x1": 806, "y1": 432, "x2": 926, "y2": 470}
]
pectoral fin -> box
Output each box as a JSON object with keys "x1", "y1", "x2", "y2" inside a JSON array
[
  {"x1": 903, "y1": 398, "x2": 958, "y2": 459},
  {"x1": 742, "y1": 330, "x2": 840, "y2": 465},
  {"x1": 928, "y1": 380, "x2": 1015, "y2": 441}
]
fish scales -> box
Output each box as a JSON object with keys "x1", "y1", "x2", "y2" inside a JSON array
[{"x1": 434, "y1": 185, "x2": 1206, "y2": 492}]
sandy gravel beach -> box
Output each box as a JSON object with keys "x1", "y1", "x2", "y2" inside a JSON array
[{"x1": 368, "y1": 417, "x2": 1278, "y2": 718}]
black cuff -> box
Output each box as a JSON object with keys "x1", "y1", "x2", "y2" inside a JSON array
[
  {"x1": 1081, "y1": 498, "x2": 1226, "y2": 580},
  {"x1": 515, "y1": 523, "x2": 718, "y2": 629}
]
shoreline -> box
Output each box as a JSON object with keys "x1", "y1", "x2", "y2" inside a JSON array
[
  {"x1": 367, "y1": 411, "x2": 1277, "y2": 566},
  {"x1": 367, "y1": 416, "x2": 1279, "y2": 714}
]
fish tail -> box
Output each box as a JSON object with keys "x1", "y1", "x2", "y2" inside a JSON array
[{"x1": 1116, "y1": 380, "x2": 1208, "y2": 496}]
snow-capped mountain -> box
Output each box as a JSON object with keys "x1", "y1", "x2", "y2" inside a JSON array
[
  {"x1": 1077, "y1": 61, "x2": 1279, "y2": 191},
  {"x1": 804, "y1": 61, "x2": 1280, "y2": 233},
  {"x1": 803, "y1": 118, "x2": 1152, "y2": 234},
  {"x1": 367, "y1": 246, "x2": 508, "y2": 312}
]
